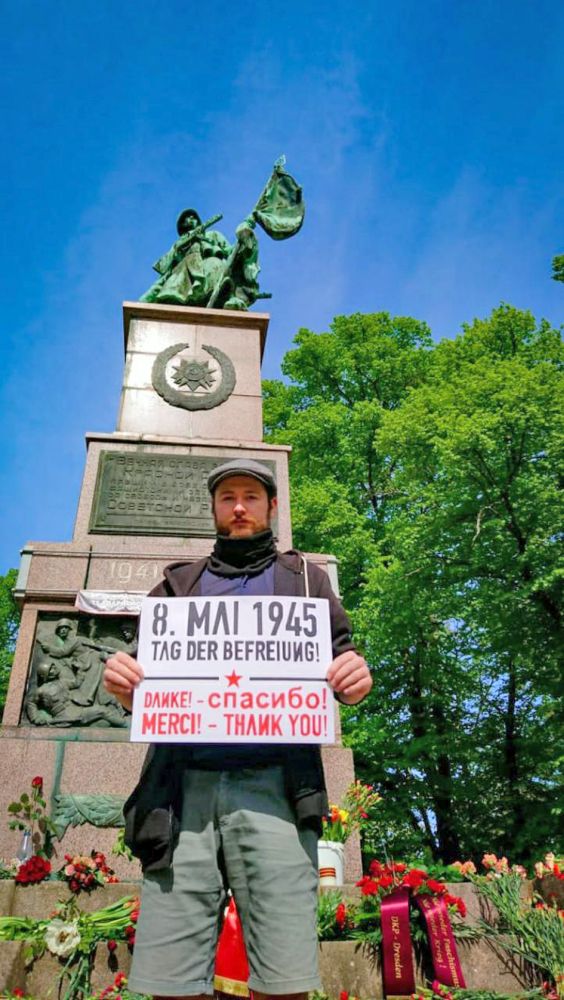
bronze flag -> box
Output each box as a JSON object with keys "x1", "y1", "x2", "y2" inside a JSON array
[{"x1": 252, "y1": 156, "x2": 305, "y2": 240}]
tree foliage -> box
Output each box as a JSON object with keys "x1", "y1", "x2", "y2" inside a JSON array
[
  {"x1": 0, "y1": 569, "x2": 20, "y2": 719},
  {"x1": 552, "y1": 253, "x2": 564, "y2": 283},
  {"x1": 264, "y1": 306, "x2": 564, "y2": 863}
]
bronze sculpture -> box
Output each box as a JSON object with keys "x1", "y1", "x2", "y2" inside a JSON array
[
  {"x1": 24, "y1": 615, "x2": 137, "y2": 729},
  {"x1": 140, "y1": 158, "x2": 304, "y2": 310}
]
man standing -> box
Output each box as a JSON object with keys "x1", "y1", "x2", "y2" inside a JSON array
[{"x1": 103, "y1": 459, "x2": 372, "y2": 1000}]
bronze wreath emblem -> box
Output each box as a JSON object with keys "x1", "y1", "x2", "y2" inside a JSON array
[{"x1": 151, "y1": 342, "x2": 236, "y2": 411}]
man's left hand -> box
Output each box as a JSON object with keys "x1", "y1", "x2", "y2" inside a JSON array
[{"x1": 326, "y1": 650, "x2": 372, "y2": 705}]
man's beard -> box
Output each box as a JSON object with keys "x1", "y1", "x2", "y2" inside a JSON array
[{"x1": 213, "y1": 508, "x2": 274, "y2": 538}]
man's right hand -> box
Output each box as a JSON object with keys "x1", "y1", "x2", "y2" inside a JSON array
[{"x1": 103, "y1": 651, "x2": 144, "y2": 713}]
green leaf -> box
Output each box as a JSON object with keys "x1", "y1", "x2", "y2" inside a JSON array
[{"x1": 263, "y1": 306, "x2": 564, "y2": 864}]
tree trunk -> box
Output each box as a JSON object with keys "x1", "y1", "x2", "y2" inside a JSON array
[
  {"x1": 430, "y1": 701, "x2": 461, "y2": 863},
  {"x1": 500, "y1": 658, "x2": 525, "y2": 855}
]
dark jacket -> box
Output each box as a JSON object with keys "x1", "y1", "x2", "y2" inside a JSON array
[{"x1": 124, "y1": 549, "x2": 355, "y2": 871}]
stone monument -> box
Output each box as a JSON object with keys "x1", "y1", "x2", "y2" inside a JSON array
[{"x1": 0, "y1": 160, "x2": 359, "y2": 880}]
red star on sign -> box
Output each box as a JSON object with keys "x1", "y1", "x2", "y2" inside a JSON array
[{"x1": 225, "y1": 670, "x2": 242, "y2": 687}]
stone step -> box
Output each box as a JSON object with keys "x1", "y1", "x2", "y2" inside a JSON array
[
  {"x1": 0, "y1": 935, "x2": 539, "y2": 999},
  {"x1": 318, "y1": 939, "x2": 538, "y2": 997},
  {"x1": 0, "y1": 941, "x2": 26, "y2": 996},
  {"x1": 0, "y1": 881, "x2": 542, "y2": 998}
]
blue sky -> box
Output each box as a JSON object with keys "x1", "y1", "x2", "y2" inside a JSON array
[{"x1": 1, "y1": 0, "x2": 563, "y2": 572}]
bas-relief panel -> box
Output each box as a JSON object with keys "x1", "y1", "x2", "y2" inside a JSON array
[{"x1": 22, "y1": 613, "x2": 138, "y2": 730}]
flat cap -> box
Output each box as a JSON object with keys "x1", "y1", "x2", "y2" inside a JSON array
[{"x1": 207, "y1": 459, "x2": 277, "y2": 497}]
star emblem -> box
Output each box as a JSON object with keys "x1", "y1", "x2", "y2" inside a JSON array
[
  {"x1": 225, "y1": 670, "x2": 242, "y2": 687},
  {"x1": 171, "y1": 358, "x2": 216, "y2": 392}
]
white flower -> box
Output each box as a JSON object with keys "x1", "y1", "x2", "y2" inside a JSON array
[{"x1": 45, "y1": 918, "x2": 81, "y2": 957}]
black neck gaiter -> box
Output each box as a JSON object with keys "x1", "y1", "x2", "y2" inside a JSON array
[{"x1": 208, "y1": 529, "x2": 277, "y2": 578}]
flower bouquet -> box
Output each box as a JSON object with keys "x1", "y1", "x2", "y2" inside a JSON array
[
  {"x1": 321, "y1": 781, "x2": 382, "y2": 844},
  {"x1": 57, "y1": 851, "x2": 119, "y2": 894},
  {"x1": 319, "y1": 781, "x2": 381, "y2": 885}
]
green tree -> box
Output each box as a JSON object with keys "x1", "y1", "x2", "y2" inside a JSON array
[
  {"x1": 264, "y1": 306, "x2": 563, "y2": 863},
  {"x1": 552, "y1": 253, "x2": 564, "y2": 283},
  {"x1": 0, "y1": 569, "x2": 20, "y2": 719}
]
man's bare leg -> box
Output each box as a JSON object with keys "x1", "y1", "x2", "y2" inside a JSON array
[
  {"x1": 155, "y1": 990, "x2": 308, "y2": 1000},
  {"x1": 253, "y1": 991, "x2": 308, "y2": 1000},
  {"x1": 153, "y1": 994, "x2": 209, "y2": 1000}
]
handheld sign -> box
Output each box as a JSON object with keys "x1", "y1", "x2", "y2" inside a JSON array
[{"x1": 130, "y1": 596, "x2": 335, "y2": 744}]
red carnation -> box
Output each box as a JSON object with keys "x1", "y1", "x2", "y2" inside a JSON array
[
  {"x1": 402, "y1": 870, "x2": 425, "y2": 889},
  {"x1": 335, "y1": 902, "x2": 347, "y2": 928},
  {"x1": 426, "y1": 879, "x2": 447, "y2": 894},
  {"x1": 378, "y1": 874, "x2": 394, "y2": 889},
  {"x1": 340, "y1": 992, "x2": 349, "y2": 1000},
  {"x1": 31, "y1": 776, "x2": 43, "y2": 788},
  {"x1": 369, "y1": 860, "x2": 384, "y2": 876},
  {"x1": 15, "y1": 855, "x2": 51, "y2": 885}
]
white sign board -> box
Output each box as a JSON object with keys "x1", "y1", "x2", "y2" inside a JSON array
[{"x1": 130, "y1": 596, "x2": 334, "y2": 744}]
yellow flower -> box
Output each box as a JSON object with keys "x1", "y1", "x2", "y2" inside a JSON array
[{"x1": 339, "y1": 809, "x2": 349, "y2": 823}]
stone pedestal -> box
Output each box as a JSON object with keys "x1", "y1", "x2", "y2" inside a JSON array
[
  {"x1": 0, "y1": 882, "x2": 539, "y2": 998},
  {"x1": 2, "y1": 302, "x2": 359, "y2": 881},
  {"x1": 118, "y1": 302, "x2": 267, "y2": 440}
]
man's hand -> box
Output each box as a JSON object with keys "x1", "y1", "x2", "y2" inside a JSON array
[
  {"x1": 326, "y1": 650, "x2": 372, "y2": 705},
  {"x1": 103, "y1": 651, "x2": 144, "y2": 713}
]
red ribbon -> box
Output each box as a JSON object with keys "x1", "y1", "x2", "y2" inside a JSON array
[
  {"x1": 210, "y1": 888, "x2": 466, "y2": 999},
  {"x1": 381, "y1": 890, "x2": 466, "y2": 997},
  {"x1": 214, "y1": 897, "x2": 250, "y2": 997},
  {"x1": 415, "y1": 894, "x2": 466, "y2": 989},
  {"x1": 380, "y1": 888, "x2": 416, "y2": 997}
]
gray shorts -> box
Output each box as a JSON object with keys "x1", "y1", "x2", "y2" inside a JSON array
[{"x1": 128, "y1": 766, "x2": 320, "y2": 997}]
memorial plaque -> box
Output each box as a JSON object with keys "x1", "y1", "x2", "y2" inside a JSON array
[{"x1": 89, "y1": 451, "x2": 276, "y2": 537}]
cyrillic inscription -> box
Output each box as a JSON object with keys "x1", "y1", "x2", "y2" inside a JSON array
[{"x1": 89, "y1": 452, "x2": 275, "y2": 537}]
